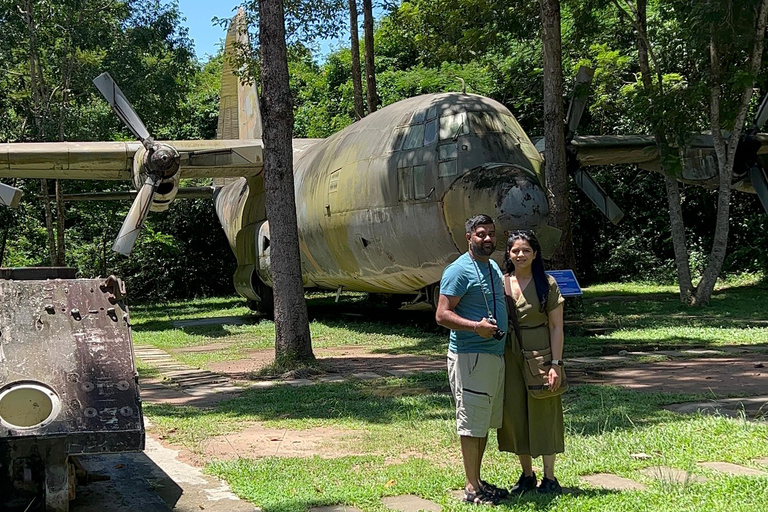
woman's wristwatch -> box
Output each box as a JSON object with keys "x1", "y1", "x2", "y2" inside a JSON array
[{"x1": 551, "y1": 359, "x2": 563, "y2": 366}]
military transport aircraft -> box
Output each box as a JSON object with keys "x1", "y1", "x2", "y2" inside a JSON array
[{"x1": 2, "y1": 10, "x2": 768, "y2": 313}]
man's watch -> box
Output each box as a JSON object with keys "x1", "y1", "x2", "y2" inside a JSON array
[{"x1": 551, "y1": 359, "x2": 563, "y2": 367}]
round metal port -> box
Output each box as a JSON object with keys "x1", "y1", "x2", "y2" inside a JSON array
[{"x1": 0, "y1": 382, "x2": 60, "y2": 429}]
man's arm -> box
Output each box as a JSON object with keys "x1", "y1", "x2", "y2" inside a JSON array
[{"x1": 435, "y1": 294, "x2": 498, "y2": 339}]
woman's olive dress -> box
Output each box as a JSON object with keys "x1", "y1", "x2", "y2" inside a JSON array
[{"x1": 497, "y1": 275, "x2": 565, "y2": 457}]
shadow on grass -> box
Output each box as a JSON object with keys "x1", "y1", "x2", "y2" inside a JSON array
[{"x1": 144, "y1": 375, "x2": 699, "y2": 436}]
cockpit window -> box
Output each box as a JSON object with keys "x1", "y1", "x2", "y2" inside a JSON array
[
  {"x1": 467, "y1": 111, "x2": 503, "y2": 134},
  {"x1": 439, "y1": 112, "x2": 468, "y2": 140},
  {"x1": 403, "y1": 123, "x2": 425, "y2": 150}
]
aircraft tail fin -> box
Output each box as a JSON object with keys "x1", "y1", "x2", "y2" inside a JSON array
[{"x1": 217, "y1": 8, "x2": 262, "y2": 142}]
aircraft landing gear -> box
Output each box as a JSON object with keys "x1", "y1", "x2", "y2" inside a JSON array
[{"x1": 247, "y1": 278, "x2": 274, "y2": 317}]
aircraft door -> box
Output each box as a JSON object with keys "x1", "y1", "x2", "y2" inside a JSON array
[{"x1": 255, "y1": 220, "x2": 272, "y2": 286}]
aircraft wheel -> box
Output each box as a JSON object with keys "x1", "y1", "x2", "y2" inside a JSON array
[
  {"x1": 247, "y1": 280, "x2": 274, "y2": 317},
  {"x1": 428, "y1": 283, "x2": 441, "y2": 310}
]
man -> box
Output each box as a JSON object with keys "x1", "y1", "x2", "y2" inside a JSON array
[{"x1": 435, "y1": 214, "x2": 508, "y2": 505}]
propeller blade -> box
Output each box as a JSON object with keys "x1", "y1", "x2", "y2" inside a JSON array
[
  {"x1": 565, "y1": 66, "x2": 595, "y2": 138},
  {"x1": 755, "y1": 93, "x2": 768, "y2": 131},
  {"x1": 749, "y1": 165, "x2": 768, "y2": 215},
  {"x1": 0, "y1": 182, "x2": 23, "y2": 208},
  {"x1": 112, "y1": 177, "x2": 158, "y2": 256},
  {"x1": 574, "y1": 169, "x2": 625, "y2": 225},
  {"x1": 93, "y1": 72, "x2": 151, "y2": 143}
]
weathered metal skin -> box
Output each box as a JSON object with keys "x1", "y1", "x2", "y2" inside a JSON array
[
  {"x1": 217, "y1": 92, "x2": 550, "y2": 297},
  {"x1": 0, "y1": 270, "x2": 143, "y2": 511}
]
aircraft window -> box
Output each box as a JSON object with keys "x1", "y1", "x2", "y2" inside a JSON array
[
  {"x1": 438, "y1": 143, "x2": 457, "y2": 161},
  {"x1": 439, "y1": 112, "x2": 468, "y2": 140},
  {"x1": 412, "y1": 109, "x2": 426, "y2": 124},
  {"x1": 468, "y1": 111, "x2": 503, "y2": 134},
  {"x1": 413, "y1": 165, "x2": 426, "y2": 199},
  {"x1": 426, "y1": 105, "x2": 437, "y2": 120},
  {"x1": 391, "y1": 127, "x2": 406, "y2": 151},
  {"x1": 403, "y1": 124, "x2": 425, "y2": 150},
  {"x1": 438, "y1": 160, "x2": 457, "y2": 177},
  {"x1": 398, "y1": 166, "x2": 413, "y2": 201},
  {"x1": 424, "y1": 119, "x2": 437, "y2": 146},
  {"x1": 328, "y1": 170, "x2": 340, "y2": 193}
]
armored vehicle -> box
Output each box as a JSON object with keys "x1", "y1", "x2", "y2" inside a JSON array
[{"x1": 0, "y1": 267, "x2": 144, "y2": 511}]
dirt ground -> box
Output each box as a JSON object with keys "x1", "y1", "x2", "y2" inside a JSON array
[
  {"x1": 205, "y1": 345, "x2": 446, "y2": 379},
  {"x1": 152, "y1": 345, "x2": 768, "y2": 464}
]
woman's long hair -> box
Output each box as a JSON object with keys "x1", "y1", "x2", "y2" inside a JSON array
[{"x1": 504, "y1": 230, "x2": 549, "y2": 312}]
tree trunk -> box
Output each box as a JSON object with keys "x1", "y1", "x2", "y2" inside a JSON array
[
  {"x1": 40, "y1": 179, "x2": 56, "y2": 265},
  {"x1": 258, "y1": 0, "x2": 314, "y2": 365},
  {"x1": 539, "y1": 0, "x2": 575, "y2": 271},
  {"x1": 362, "y1": 0, "x2": 377, "y2": 113},
  {"x1": 626, "y1": 0, "x2": 694, "y2": 301},
  {"x1": 694, "y1": 1, "x2": 768, "y2": 303},
  {"x1": 348, "y1": 0, "x2": 365, "y2": 119},
  {"x1": 55, "y1": 180, "x2": 65, "y2": 266}
]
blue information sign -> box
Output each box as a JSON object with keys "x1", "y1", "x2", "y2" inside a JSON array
[{"x1": 546, "y1": 270, "x2": 582, "y2": 297}]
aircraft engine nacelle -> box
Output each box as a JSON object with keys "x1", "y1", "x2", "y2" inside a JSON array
[{"x1": 132, "y1": 146, "x2": 180, "y2": 212}]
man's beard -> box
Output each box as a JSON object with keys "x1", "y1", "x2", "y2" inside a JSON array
[{"x1": 470, "y1": 240, "x2": 495, "y2": 257}]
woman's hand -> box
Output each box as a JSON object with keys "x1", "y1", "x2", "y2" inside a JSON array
[{"x1": 547, "y1": 365, "x2": 564, "y2": 391}]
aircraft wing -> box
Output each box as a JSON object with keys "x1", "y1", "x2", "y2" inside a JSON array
[{"x1": 0, "y1": 140, "x2": 265, "y2": 180}]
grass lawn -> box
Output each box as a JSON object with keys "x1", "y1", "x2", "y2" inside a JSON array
[
  {"x1": 135, "y1": 274, "x2": 768, "y2": 511},
  {"x1": 145, "y1": 375, "x2": 768, "y2": 511},
  {"x1": 130, "y1": 273, "x2": 768, "y2": 369}
]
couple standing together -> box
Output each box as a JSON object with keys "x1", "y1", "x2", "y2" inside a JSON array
[{"x1": 435, "y1": 214, "x2": 566, "y2": 505}]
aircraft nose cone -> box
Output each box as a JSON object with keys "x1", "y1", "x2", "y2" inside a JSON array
[{"x1": 442, "y1": 163, "x2": 550, "y2": 251}]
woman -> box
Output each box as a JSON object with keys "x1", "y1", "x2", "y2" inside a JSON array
[{"x1": 498, "y1": 230, "x2": 566, "y2": 495}]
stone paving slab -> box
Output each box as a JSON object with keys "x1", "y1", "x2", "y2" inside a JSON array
[
  {"x1": 250, "y1": 380, "x2": 278, "y2": 388},
  {"x1": 698, "y1": 461, "x2": 768, "y2": 477},
  {"x1": 382, "y1": 495, "x2": 440, "y2": 512},
  {"x1": 285, "y1": 378, "x2": 315, "y2": 386},
  {"x1": 352, "y1": 372, "x2": 384, "y2": 380},
  {"x1": 318, "y1": 375, "x2": 346, "y2": 383},
  {"x1": 309, "y1": 506, "x2": 363, "y2": 512},
  {"x1": 664, "y1": 395, "x2": 768, "y2": 420},
  {"x1": 640, "y1": 466, "x2": 707, "y2": 484},
  {"x1": 581, "y1": 473, "x2": 647, "y2": 491},
  {"x1": 385, "y1": 369, "x2": 415, "y2": 377}
]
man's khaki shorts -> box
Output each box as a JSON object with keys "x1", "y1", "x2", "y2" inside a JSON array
[{"x1": 447, "y1": 351, "x2": 505, "y2": 437}]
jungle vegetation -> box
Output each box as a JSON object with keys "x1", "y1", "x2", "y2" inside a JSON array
[{"x1": 1, "y1": 0, "x2": 767, "y2": 302}]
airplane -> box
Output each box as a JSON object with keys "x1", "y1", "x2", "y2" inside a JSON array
[{"x1": 2, "y1": 10, "x2": 768, "y2": 315}]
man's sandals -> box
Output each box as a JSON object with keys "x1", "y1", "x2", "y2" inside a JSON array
[{"x1": 463, "y1": 481, "x2": 509, "y2": 505}]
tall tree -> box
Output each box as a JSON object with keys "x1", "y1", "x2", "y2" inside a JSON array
[
  {"x1": 362, "y1": 0, "x2": 377, "y2": 113},
  {"x1": 617, "y1": 0, "x2": 694, "y2": 302},
  {"x1": 539, "y1": 0, "x2": 576, "y2": 271},
  {"x1": 616, "y1": 0, "x2": 768, "y2": 304},
  {"x1": 258, "y1": 0, "x2": 315, "y2": 364},
  {"x1": 348, "y1": 0, "x2": 365, "y2": 119}
]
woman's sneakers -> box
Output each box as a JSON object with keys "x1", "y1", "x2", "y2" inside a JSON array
[
  {"x1": 510, "y1": 472, "x2": 537, "y2": 495},
  {"x1": 537, "y1": 476, "x2": 562, "y2": 494}
]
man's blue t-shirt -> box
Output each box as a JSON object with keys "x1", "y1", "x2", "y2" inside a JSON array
[{"x1": 440, "y1": 252, "x2": 507, "y2": 354}]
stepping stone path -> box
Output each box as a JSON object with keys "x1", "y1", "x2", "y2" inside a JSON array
[
  {"x1": 134, "y1": 346, "x2": 231, "y2": 390},
  {"x1": 698, "y1": 462, "x2": 768, "y2": 477},
  {"x1": 640, "y1": 466, "x2": 707, "y2": 484},
  {"x1": 381, "y1": 495, "x2": 441, "y2": 512},
  {"x1": 581, "y1": 473, "x2": 647, "y2": 491}
]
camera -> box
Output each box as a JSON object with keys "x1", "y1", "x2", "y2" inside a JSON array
[{"x1": 493, "y1": 328, "x2": 506, "y2": 341}]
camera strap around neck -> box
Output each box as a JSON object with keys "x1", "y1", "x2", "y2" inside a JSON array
[{"x1": 470, "y1": 255, "x2": 497, "y2": 321}]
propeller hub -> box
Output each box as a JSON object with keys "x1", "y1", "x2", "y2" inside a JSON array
[{"x1": 145, "y1": 143, "x2": 180, "y2": 179}]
